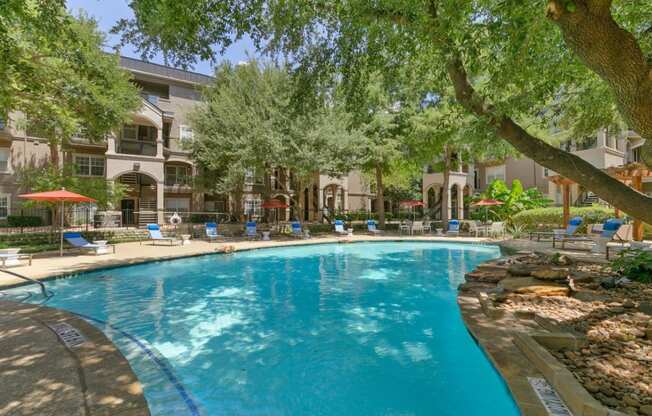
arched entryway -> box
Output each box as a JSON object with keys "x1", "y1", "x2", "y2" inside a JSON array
[
  {"x1": 323, "y1": 184, "x2": 344, "y2": 213},
  {"x1": 116, "y1": 172, "x2": 158, "y2": 226},
  {"x1": 426, "y1": 185, "x2": 443, "y2": 220}
]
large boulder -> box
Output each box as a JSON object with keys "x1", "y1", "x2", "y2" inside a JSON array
[
  {"x1": 465, "y1": 270, "x2": 509, "y2": 283},
  {"x1": 498, "y1": 277, "x2": 570, "y2": 297},
  {"x1": 531, "y1": 267, "x2": 570, "y2": 281}
]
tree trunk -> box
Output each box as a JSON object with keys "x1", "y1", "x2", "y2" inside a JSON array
[
  {"x1": 49, "y1": 139, "x2": 60, "y2": 167},
  {"x1": 546, "y1": 0, "x2": 652, "y2": 165},
  {"x1": 231, "y1": 187, "x2": 243, "y2": 221},
  {"x1": 441, "y1": 146, "x2": 450, "y2": 229},
  {"x1": 446, "y1": 55, "x2": 652, "y2": 224},
  {"x1": 375, "y1": 164, "x2": 386, "y2": 228}
]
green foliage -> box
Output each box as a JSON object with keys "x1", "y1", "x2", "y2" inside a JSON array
[
  {"x1": 1, "y1": 2, "x2": 140, "y2": 151},
  {"x1": 16, "y1": 164, "x2": 127, "y2": 209},
  {"x1": 471, "y1": 179, "x2": 550, "y2": 222},
  {"x1": 611, "y1": 249, "x2": 652, "y2": 283},
  {"x1": 6, "y1": 216, "x2": 43, "y2": 227},
  {"x1": 511, "y1": 206, "x2": 614, "y2": 230}
]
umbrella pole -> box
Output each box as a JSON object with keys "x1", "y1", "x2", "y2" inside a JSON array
[{"x1": 60, "y1": 200, "x2": 64, "y2": 256}]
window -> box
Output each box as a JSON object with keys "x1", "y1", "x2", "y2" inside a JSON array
[
  {"x1": 165, "y1": 165, "x2": 191, "y2": 186},
  {"x1": 132, "y1": 80, "x2": 170, "y2": 100},
  {"x1": 244, "y1": 169, "x2": 255, "y2": 185},
  {"x1": 74, "y1": 155, "x2": 105, "y2": 177},
  {"x1": 485, "y1": 165, "x2": 506, "y2": 185},
  {"x1": 180, "y1": 125, "x2": 194, "y2": 142},
  {"x1": 165, "y1": 197, "x2": 190, "y2": 213},
  {"x1": 544, "y1": 168, "x2": 550, "y2": 177},
  {"x1": 0, "y1": 148, "x2": 9, "y2": 172},
  {"x1": 0, "y1": 194, "x2": 9, "y2": 219},
  {"x1": 122, "y1": 125, "x2": 138, "y2": 140},
  {"x1": 244, "y1": 198, "x2": 261, "y2": 217}
]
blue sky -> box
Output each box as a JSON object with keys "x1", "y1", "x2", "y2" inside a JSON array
[{"x1": 66, "y1": 0, "x2": 257, "y2": 75}]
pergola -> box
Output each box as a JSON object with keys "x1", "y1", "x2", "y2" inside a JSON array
[{"x1": 546, "y1": 162, "x2": 651, "y2": 241}]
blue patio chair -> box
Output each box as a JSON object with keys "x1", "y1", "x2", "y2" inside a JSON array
[
  {"x1": 334, "y1": 220, "x2": 347, "y2": 235},
  {"x1": 64, "y1": 232, "x2": 115, "y2": 255},
  {"x1": 291, "y1": 221, "x2": 305, "y2": 238},
  {"x1": 245, "y1": 221, "x2": 258, "y2": 240},
  {"x1": 447, "y1": 220, "x2": 460, "y2": 237},
  {"x1": 530, "y1": 216, "x2": 583, "y2": 242},
  {"x1": 205, "y1": 222, "x2": 225, "y2": 242},
  {"x1": 554, "y1": 218, "x2": 625, "y2": 252},
  {"x1": 367, "y1": 219, "x2": 382, "y2": 235},
  {"x1": 145, "y1": 224, "x2": 179, "y2": 245}
]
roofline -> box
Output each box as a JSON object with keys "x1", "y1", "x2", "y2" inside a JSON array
[{"x1": 117, "y1": 55, "x2": 214, "y2": 86}]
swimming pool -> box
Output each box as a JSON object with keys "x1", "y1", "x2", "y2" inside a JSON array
[{"x1": 9, "y1": 242, "x2": 519, "y2": 415}]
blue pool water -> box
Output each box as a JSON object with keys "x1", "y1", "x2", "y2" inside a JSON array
[{"x1": 9, "y1": 242, "x2": 519, "y2": 415}]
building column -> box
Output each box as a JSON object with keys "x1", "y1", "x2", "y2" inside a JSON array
[
  {"x1": 597, "y1": 129, "x2": 607, "y2": 148},
  {"x1": 446, "y1": 186, "x2": 452, "y2": 219},
  {"x1": 458, "y1": 186, "x2": 465, "y2": 220},
  {"x1": 156, "y1": 182, "x2": 165, "y2": 224},
  {"x1": 156, "y1": 128, "x2": 163, "y2": 158},
  {"x1": 342, "y1": 188, "x2": 349, "y2": 211},
  {"x1": 106, "y1": 135, "x2": 116, "y2": 154}
]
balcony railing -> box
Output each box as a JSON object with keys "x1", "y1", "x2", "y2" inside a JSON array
[{"x1": 117, "y1": 139, "x2": 157, "y2": 156}]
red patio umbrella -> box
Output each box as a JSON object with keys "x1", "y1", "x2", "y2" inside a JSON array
[
  {"x1": 400, "y1": 200, "x2": 425, "y2": 220},
  {"x1": 19, "y1": 189, "x2": 96, "y2": 256},
  {"x1": 261, "y1": 199, "x2": 289, "y2": 224},
  {"x1": 472, "y1": 199, "x2": 504, "y2": 223}
]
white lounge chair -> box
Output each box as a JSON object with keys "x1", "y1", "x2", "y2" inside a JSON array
[
  {"x1": 144, "y1": 224, "x2": 180, "y2": 245},
  {"x1": 367, "y1": 220, "x2": 382, "y2": 235},
  {"x1": 0, "y1": 248, "x2": 32, "y2": 267},
  {"x1": 334, "y1": 220, "x2": 347, "y2": 235},
  {"x1": 411, "y1": 221, "x2": 424, "y2": 235},
  {"x1": 488, "y1": 222, "x2": 506, "y2": 239},
  {"x1": 64, "y1": 232, "x2": 115, "y2": 255}
]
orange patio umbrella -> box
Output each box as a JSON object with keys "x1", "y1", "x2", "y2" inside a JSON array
[
  {"x1": 19, "y1": 189, "x2": 96, "y2": 256},
  {"x1": 472, "y1": 199, "x2": 504, "y2": 223},
  {"x1": 400, "y1": 200, "x2": 425, "y2": 220}
]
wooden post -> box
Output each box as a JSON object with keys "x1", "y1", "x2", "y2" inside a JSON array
[
  {"x1": 633, "y1": 175, "x2": 644, "y2": 241},
  {"x1": 562, "y1": 183, "x2": 570, "y2": 226}
]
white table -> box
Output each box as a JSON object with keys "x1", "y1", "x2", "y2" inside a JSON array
[
  {"x1": 180, "y1": 235, "x2": 191, "y2": 245},
  {"x1": 262, "y1": 231, "x2": 271, "y2": 241}
]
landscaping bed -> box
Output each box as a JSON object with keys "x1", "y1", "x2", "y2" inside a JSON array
[{"x1": 461, "y1": 252, "x2": 652, "y2": 415}]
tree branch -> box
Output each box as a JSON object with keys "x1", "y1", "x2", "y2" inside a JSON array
[{"x1": 446, "y1": 54, "x2": 652, "y2": 224}]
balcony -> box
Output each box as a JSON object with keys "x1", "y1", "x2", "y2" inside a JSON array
[{"x1": 117, "y1": 139, "x2": 157, "y2": 156}]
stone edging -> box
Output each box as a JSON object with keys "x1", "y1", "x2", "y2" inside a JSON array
[{"x1": 514, "y1": 332, "x2": 627, "y2": 416}]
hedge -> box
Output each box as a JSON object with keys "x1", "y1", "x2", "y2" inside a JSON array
[
  {"x1": 5, "y1": 215, "x2": 43, "y2": 227},
  {"x1": 512, "y1": 206, "x2": 618, "y2": 232}
]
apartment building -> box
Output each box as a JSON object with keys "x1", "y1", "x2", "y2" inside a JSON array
[
  {"x1": 0, "y1": 57, "x2": 373, "y2": 225},
  {"x1": 422, "y1": 128, "x2": 651, "y2": 220}
]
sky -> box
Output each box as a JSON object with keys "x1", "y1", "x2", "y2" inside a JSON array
[{"x1": 66, "y1": 0, "x2": 258, "y2": 76}]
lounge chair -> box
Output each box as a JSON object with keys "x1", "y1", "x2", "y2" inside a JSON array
[
  {"x1": 205, "y1": 222, "x2": 225, "y2": 242},
  {"x1": 530, "y1": 216, "x2": 583, "y2": 242},
  {"x1": 399, "y1": 220, "x2": 411, "y2": 235},
  {"x1": 245, "y1": 221, "x2": 258, "y2": 240},
  {"x1": 144, "y1": 224, "x2": 180, "y2": 245},
  {"x1": 0, "y1": 248, "x2": 32, "y2": 267},
  {"x1": 63, "y1": 232, "x2": 115, "y2": 255},
  {"x1": 422, "y1": 221, "x2": 432, "y2": 234},
  {"x1": 334, "y1": 220, "x2": 347, "y2": 235},
  {"x1": 291, "y1": 221, "x2": 309, "y2": 238},
  {"x1": 553, "y1": 219, "x2": 624, "y2": 252},
  {"x1": 447, "y1": 220, "x2": 460, "y2": 236},
  {"x1": 367, "y1": 219, "x2": 382, "y2": 235}
]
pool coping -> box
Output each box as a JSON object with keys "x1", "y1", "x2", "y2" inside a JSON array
[{"x1": 0, "y1": 299, "x2": 150, "y2": 416}]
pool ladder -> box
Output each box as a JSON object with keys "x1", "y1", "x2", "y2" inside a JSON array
[{"x1": 0, "y1": 269, "x2": 52, "y2": 300}]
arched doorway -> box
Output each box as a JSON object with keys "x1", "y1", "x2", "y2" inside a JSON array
[
  {"x1": 116, "y1": 172, "x2": 158, "y2": 226},
  {"x1": 275, "y1": 194, "x2": 289, "y2": 222},
  {"x1": 450, "y1": 184, "x2": 459, "y2": 220},
  {"x1": 426, "y1": 186, "x2": 443, "y2": 220}
]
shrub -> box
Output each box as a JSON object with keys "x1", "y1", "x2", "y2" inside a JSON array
[
  {"x1": 6, "y1": 215, "x2": 43, "y2": 227},
  {"x1": 511, "y1": 206, "x2": 614, "y2": 231},
  {"x1": 611, "y1": 249, "x2": 652, "y2": 283}
]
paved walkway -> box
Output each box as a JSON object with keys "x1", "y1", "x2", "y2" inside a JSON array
[{"x1": 0, "y1": 234, "x2": 494, "y2": 288}]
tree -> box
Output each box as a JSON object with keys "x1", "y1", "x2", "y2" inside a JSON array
[
  {"x1": 116, "y1": 0, "x2": 652, "y2": 223},
  {"x1": 472, "y1": 179, "x2": 551, "y2": 223},
  {"x1": 1, "y1": 1, "x2": 140, "y2": 165},
  {"x1": 190, "y1": 61, "x2": 361, "y2": 221}
]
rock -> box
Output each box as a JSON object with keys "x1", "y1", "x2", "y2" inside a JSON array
[
  {"x1": 641, "y1": 405, "x2": 652, "y2": 416},
  {"x1": 647, "y1": 328, "x2": 652, "y2": 340},
  {"x1": 507, "y1": 264, "x2": 539, "y2": 276},
  {"x1": 465, "y1": 270, "x2": 508, "y2": 283},
  {"x1": 585, "y1": 381, "x2": 600, "y2": 393},
  {"x1": 601, "y1": 277, "x2": 618, "y2": 289},
  {"x1": 623, "y1": 395, "x2": 640, "y2": 408},
  {"x1": 531, "y1": 267, "x2": 570, "y2": 280},
  {"x1": 498, "y1": 277, "x2": 570, "y2": 297}
]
